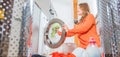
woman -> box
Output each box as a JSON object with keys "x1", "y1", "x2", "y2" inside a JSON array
[{"x1": 58, "y1": 3, "x2": 101, "y2": 49}]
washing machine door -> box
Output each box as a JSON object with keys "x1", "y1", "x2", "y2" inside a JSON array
[{"x1": 44, "y1": 18, "x2": 66, "y2": 48}]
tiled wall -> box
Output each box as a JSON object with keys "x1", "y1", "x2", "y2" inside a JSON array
[
  {"x1": 118, "y1": 1, "x2": 120, "y2": 57},
  {"x1": 18, "y1": 0, "x2": 32, "y2": 57},
  {"x1": 7, "y1": 0, "x2": 24, "y2": 57},
  {"x1": 98, "y1": 0, "x2": 120, "y2": 57},
  {"x1": 0, "y1": 0, "x2": 14, "y2": 57}
]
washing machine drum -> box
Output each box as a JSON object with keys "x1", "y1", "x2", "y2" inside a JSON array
[{"x1": 44, "y1": 18, "x2": 66, "y2": 48}]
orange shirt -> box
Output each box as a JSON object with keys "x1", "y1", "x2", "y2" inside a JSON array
[{"x1": 65, "y1": 14, "x2": 101, "y2": 49}]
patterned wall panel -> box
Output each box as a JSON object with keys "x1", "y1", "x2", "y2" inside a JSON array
[
  {"x1": 112, "y1": 0, "x2": 120, "y2": 56},
  {"x1": 18, "y1": 0, "x2": 32, "y2": 57},
  {"x1": 98, "y1": 0, "x2": 120, "y2": 57},
  {"x1": 117, "y1": 1, "x2": 120, "y2": 56},
  {"x1": 0, "y1": 0, "x2": 14, "y2": 57},
  {"x1": 98, "y1": 0, "x2": 112, "y2": 55},
  {"x1": 7, "y1": 0, "x2": 24, "y2": 57}
]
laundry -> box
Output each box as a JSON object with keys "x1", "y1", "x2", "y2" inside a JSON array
[
  {"x1": 51, "y1": 52, "x2": 76, "y2": 57},
  {"x1": 51, "y1": 23, "x2": 61, "y2": 38}
]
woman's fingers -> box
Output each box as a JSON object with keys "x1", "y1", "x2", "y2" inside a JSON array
[{"x1": 62, "y1": 24, "x2": 68, "y2": 31}]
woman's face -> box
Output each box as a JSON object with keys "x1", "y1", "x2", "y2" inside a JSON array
[{"x1": 77, "y1": 6, "x2": 83, "y2": 16}]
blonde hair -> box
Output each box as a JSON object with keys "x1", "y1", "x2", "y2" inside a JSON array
[{"x1": 79, "y1": 3, "x2": 90, "y2": 22}]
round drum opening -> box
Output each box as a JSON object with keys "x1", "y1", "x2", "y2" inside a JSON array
[{"x1": 44, "y1": 18, "x2": 66, "y2": 48}]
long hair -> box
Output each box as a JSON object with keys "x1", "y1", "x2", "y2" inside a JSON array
[{"x1": 79, "y1": 3, "x2": 90, "y2": 23}]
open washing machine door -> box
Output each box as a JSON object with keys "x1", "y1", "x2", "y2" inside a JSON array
[{"x1": 44, "y1": 18, "x2": 66, "y2": 48}]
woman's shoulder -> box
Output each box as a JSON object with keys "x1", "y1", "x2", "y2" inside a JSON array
[
  {"x1": 88, "y1": 14, "x2": 94, "y2": 17},
  {"x1": 86, "y1": 14, "x2": 95, "y2": 19},
  {"x1": 85, "y1": 14, "x2": 95, "y2": 22}
]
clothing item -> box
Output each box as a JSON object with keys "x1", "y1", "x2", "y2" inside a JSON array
[
  {"x1": 72, "y1": 47, "x2": 103, "y2": 57},
  {"x1": 72, "y1": 48, "x2": 85, "y2": 57},
  {"x1": 51, "y1": 52, "x2": 75, "y2": 57}
]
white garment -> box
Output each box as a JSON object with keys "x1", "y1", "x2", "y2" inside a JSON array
[
  {"x1": 72, "y1": 47, "x2": 103, "y2": 57},
  {"x1": 72, "y1": 48, "x2": 85, "y2": 57}
]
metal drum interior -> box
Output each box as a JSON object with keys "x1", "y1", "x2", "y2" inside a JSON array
[{"x1": 44, "y1": 18, "x2": 66, "y2": 48}]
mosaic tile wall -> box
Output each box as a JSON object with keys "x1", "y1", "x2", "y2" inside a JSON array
[
  {"x1": 117, "y1": 1, "x2": 120, "y2": 57},
  {"x1": 98, "y1": 0, "x2": 120, "y2": 57},
  {"x1": 0, "y1": 0, "x2": 14, "y2": 57},
  {"x1": 18, "y1": 0, "x2": 32, "y2": 57},
  {"x1": 7, "y1": 0, "x2": 24, "y2": 57}
]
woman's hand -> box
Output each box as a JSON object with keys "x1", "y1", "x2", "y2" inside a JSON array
[
  {"x1": 62, "y1": 24, "x2": 69, "y2": 32},
  {"x1": 57, "y1": 27, "x2": 62, "y2": 36},
  {"x1": 57, "y1": 24, "x2": 69, "y2": 36}
]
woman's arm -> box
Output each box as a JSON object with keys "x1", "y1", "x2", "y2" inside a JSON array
[
  {"x1": 67, "y1": 14, "x2": 94, "y2": 34},
  {"x1": 57, "y1": 14, "x2": 95, "y2": 37},
  {"x1": 57, "y1": 30, "x2": 75, "y2": 37}
]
